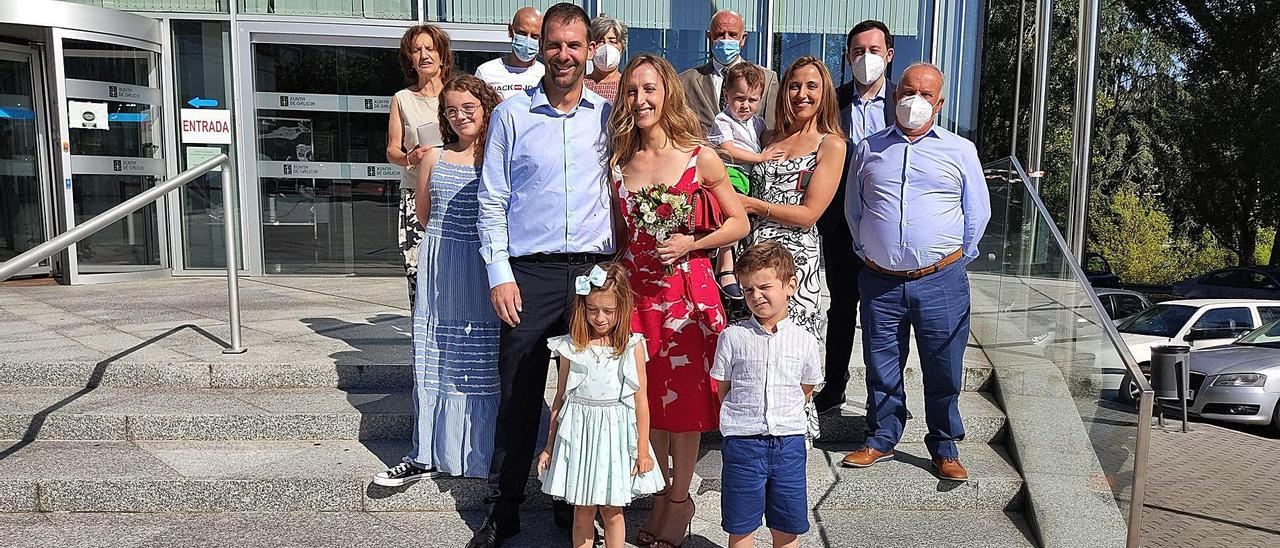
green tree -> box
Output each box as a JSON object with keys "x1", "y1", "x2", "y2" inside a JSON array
[
  {"x1": 1126, "y1": 0, "x2": 1280, "y2": 265},
  {"x1": 1089, "y1": 186, "x2": 1175, "y2": 284}
]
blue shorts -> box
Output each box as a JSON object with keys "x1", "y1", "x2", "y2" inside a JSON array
[{"x1": 720, "y1": 435, "x2": 809, "y2": 536}]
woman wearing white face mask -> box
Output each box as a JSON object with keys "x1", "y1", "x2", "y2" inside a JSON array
[{"x1": 585, "y1": 14, "x2": 627, "y2": 103}]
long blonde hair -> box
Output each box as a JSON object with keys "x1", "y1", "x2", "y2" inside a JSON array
[
  {"x1": 568, "y1": 263, "x2": 635, "y2": 356},
  {"x1": 607, "y1": 55, "x2": 706, "y2": 171},
  {"x1": 774, "y1": 56, "x2": 844, "y2": 139}
]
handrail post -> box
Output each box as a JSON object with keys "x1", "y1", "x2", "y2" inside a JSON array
[{"x1": 220, "y1": 157, "x2": 246, "y2": 354}]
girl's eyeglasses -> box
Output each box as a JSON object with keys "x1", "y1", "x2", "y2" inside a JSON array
[{"x1": 444, "y1": 103, "x2": 481, "y2": 119}]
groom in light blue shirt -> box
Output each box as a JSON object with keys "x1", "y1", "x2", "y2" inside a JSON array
[
  {"x1": 840, "y1": 62, "x2": 990, "y2": 483},
  {"x1": 471, "y1": 4, "x2": 615, "y2": 547}
]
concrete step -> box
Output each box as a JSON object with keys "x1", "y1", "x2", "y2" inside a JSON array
[
  {"x1": 0, "y1": 388, "x2": 413, "y2": 441},
  {"x1": 0, "y1": 439, "x2": 1021, "y2": 513},
  {"x1": 697, "y1": 442, "x2": 1025, "y2": 512},
  {"x1": 0, "y1": 359, "x2": 994, "y2": 391},
  {"x1": 0, "y1": 509, "x2": 1036, "y2": 547},
  {"x1": 0, "y1": 361, "x2": 416, "y2": 390},
  {"x1": 0, "y1": 387, "x2": 1006, "y2": 444},
  {"x1": 709, "y1": 390, "x2": 1007, "y2": 445},
  {"x1": 846, "y1": 362, "x2": 995, "y2": 393}
]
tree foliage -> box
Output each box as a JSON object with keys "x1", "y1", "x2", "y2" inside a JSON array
[{"x1": 978, "y1": 0, "x2": 1280, "y2": 281}]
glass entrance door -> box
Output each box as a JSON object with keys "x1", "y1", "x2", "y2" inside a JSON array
[
  {"x1": 56, "y1": 32, "x2": 168, "y2": 281},
  {"x1": 0, "y1": 44, "x2": 52, "y2": 277}
]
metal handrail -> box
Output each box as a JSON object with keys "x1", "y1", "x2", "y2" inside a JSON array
[
  {"x1": 991, "y1": 156, "x2": 1152, "y2": 548},
  {"x1": 0, "y1": 154, "x2": 246, "y2": 354}
]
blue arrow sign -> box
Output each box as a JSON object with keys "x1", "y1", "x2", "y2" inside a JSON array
[{"x1": 187, "y1": 97, "x2": 219, "y2": 108}]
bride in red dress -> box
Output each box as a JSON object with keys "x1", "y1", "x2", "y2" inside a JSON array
[{"x1": 608, "y1": 54, "x2": 749, "y2": 548}]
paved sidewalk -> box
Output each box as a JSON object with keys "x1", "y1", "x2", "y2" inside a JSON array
[{"x1": 1142, "y1": 419, "x2": 1280, "y2": 547}]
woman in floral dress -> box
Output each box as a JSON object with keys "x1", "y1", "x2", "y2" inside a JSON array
[
  {"x1": 608, "y1": 54, "x2": 749, "y2": 548},
  {"x1": 742, "y1": 56, "x2": 847, "y2": 338}
]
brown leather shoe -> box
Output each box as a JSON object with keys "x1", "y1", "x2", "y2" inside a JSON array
[
  {"x1": 933, "y1": 457, "x2": 969, "y2": 481},
  {"x1": 840, "y1": 446, "x2": 895, "y2": 468}
]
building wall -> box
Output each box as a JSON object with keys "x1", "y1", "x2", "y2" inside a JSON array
[{"x1": 51, "y1": 0, "x2": 984, "y2": 277}]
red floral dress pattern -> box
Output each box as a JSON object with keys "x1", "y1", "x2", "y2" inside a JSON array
[{"x1": 617, "y1": 148, "x2": 726, "y2": 433}]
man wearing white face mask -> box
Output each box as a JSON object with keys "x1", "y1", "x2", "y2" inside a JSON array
[
  {"x1": 678, "y1": 9, "x2": 779, "y2": 133},
  {"x1": 584, "y1": 14, "x2": 626, "y2": 103},
  {"x1": 841, "y1": 62, "x2": 990, "y2": 483},
  {"x1": 814, "y1": 19, "x2": 899, "y2": 415},
  {"x1": 475, "y1": 7, "x2": 546, "y2": 101}
]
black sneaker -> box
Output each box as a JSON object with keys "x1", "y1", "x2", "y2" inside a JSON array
[{"x1": 373, "y1": 461, "x2": 438, "y2": 487}]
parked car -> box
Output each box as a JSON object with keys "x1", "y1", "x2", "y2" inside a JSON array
[
  {"x1": 1095, "y1": 288, "x2": 1152, "y2": 321},
  {"x1": 1173, "y1": 266, "x2": 1280, "y2": 300},
  {"x1": 1185, "y1": 319, "x2": 1280, "y2": 434},
  {"x1": 1113, "y1": 299, "x2": 1280, "y2": 403},
  {"x1": 1084, "y1": 252, "x2": 1121, "y2": 288}
]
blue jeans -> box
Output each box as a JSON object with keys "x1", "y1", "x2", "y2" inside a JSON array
[{"x1": 859, "y1": 261, "x2": 969, "y2": 459}]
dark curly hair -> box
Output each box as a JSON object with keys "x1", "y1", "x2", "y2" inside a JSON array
[{"x1": 437, "y1": 75, "x2": 502, "y2": 160}]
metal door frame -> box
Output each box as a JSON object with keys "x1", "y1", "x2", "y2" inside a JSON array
[
  {"x1": 0, "y1": 42, "x2": 56, "y2": 278},
  {"x1": 50, "y1": 27, "x2": 171, "y2": 284}
]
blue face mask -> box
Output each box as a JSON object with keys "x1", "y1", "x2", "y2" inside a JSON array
[
  {"x1": 711, "y1": 39, "x2": 741, "y2": 65},
  {"x1": 511, "y1": 34, "x2": 539, "y2": 63}
]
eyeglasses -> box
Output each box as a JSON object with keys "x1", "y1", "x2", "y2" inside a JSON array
[{"x1": 444, "y1": 103, "x2": 481, "y2": 119}]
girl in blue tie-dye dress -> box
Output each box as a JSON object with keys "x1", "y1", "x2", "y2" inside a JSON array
[{"x1": 374, "y1": 76, "x2": 503, "y2": 486}]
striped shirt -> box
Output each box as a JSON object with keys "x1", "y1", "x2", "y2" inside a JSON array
[{"x1": 710, "y1": 316, "x2": 823, "y2": 437}]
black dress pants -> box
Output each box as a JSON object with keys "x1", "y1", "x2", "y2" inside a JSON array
[
  {"x1": 484, "y1": 254, "x2": 607, "y2": 523},
  {"x1": 817, "y1": 219, "x2": 864, "y2": 406}
]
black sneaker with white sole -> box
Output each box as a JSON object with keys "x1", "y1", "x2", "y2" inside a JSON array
[{"x1": 373, "y1": 461, "x2": 439, "y2": 487}]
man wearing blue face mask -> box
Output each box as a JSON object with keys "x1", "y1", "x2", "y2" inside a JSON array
[
  {"x1": 475, "y1": 7, "x2": 546, "y2": 101},
  {"x1": 678, "y1": 9, "x2": 779, "y2": 134}
]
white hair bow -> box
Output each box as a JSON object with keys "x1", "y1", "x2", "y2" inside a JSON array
[{"x1": 575, "y1": 265, "x2": 608, "y2": 296}]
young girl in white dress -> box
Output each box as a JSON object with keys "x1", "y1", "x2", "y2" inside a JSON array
[{"x1": 538, "y1": 262, "x2": 667, "y2": 548}]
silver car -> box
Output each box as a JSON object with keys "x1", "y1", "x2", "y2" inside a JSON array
[{"x1": 1186, "y1": 319, "x2": 1280, "y2": 433}]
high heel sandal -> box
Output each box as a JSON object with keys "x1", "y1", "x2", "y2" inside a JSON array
[
  {"x1": 635, "y1": 488, "x2": 670, "y2": 546},
  {"x1": 650, "y1": 497, "x2": 694, "y2": 548}
]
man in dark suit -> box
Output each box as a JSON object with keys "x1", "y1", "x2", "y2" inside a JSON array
[
  {"x1": 813, "y1": 20, "x2": 898, "y2": 415},
  {"x1": 677, "y1": 9, "x2": 779, "y2": 133}
]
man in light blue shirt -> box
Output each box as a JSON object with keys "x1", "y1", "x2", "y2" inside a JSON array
[
  {"x1": 471, "y1": 4, "x2": 614, "y2": 547},
  {"x1": 839, "y1": 62, "x2": 991, "y2": 483}
]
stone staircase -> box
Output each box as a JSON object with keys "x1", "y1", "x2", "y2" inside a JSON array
[{"x1": 0, "y1": 277, "x2": 1039, "y2": 546}]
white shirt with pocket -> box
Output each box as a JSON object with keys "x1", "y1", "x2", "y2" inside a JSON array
[{"x1": 710, "y1": 316, "x2": 823, "y2": 437}]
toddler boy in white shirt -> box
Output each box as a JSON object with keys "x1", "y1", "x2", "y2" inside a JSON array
[
  {"x1": 710, "y1": 242, "x2": 822, "y2": 548},
  {"x1": 707, "y1": 63, "x2": 783, "y2": 301}
]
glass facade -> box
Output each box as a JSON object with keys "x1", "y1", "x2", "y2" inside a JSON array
[
  {"x1": 602, "y1": 0, "x2": 763, "y2": 72},
  {"x1": 0, "y1": 47, "x2": 46, "y2": 273},
  {"x1": 252, "y1": 42, "x2": 405, "y2": 275},
  {"x1": 11, "y1": 0, "x2": 987, "y2": 280},
  {"x1": 173, "y1": 20, "x2": 238, "y2": 270}
]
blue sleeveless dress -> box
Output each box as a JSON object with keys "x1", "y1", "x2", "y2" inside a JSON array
[{"x1": 409, "y1": 159, "x2": 500, "y2": 477}]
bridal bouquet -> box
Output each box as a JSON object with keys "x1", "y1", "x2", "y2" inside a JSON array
[{"x1": 629, "y1": 184, "x2": 692, "y2": 275}]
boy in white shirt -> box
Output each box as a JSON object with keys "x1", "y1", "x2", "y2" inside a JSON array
[
  {"x1": 707, "y1": 63, "x2": 784, "y2": 301},
  {"x1": 711, "y1": 242, "x2": 822, "y2": 548}
]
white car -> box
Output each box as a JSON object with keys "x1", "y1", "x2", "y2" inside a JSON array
[{"x1": 1114, "y1": 299, "x2": 1280, "y2": 403}]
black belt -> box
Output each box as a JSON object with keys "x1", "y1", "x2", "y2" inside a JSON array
[{"x1": 513, "y1": 252, "x2": 612, "y2": 265}]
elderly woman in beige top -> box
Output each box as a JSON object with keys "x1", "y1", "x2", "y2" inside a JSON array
[{"x1": 387, "y1": 24, "x2": 453, "y2": 307}]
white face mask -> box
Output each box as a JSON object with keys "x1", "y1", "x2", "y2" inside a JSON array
[
  {"x1": 851, "y1": 53, "x2": 886, "y2": 85},
  {"x1": 592, "y1": 43, "x2": 621, "y2": 72},
  {"x1": 896, "y1": 94, "x2": 936, "y2": 130}
]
